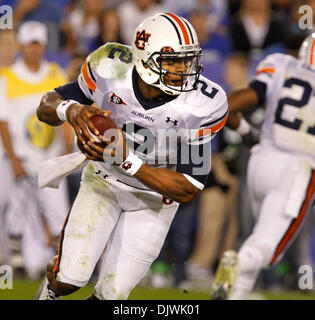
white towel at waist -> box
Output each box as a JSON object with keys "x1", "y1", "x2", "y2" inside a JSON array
[{"x1": 38, "y1": 152, "x2": 87, "y2": 189}]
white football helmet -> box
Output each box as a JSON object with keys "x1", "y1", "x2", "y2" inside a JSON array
[
  {"x1": 132, "y1": 13, "x2": 203, "y2": 96},
  {"x1": 298, "y1": 32, "x2": 315, "y2": 70}
]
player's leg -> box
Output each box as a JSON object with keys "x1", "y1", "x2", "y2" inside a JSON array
[
  {"x1": 93, "y1": 203, "x2": 179, "y2": 299},
  {"x1": 229, "y1": 189, "x2": 291, "y2": 299},
  {"x1": 230, "y1": 152, "x2": 315, "y2": 300},
  {"x1": 35, "y1": 255, "x2": 77, "y2": 300},
  {"x1": 36, "y1": 164, "x2": 122, "y2": 299},
  {"x1": 212, "y1": 148, "x2": 315, "y2": 299},
  {"x1": 213, "y1": 184, "x2": 315, "y2": 300}
]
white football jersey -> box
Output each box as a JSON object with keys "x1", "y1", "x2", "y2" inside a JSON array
[
  {"x1": 252, "y1": 53, "x2": 315, "y2": 166},
  {"x1": 76, "y1": 42, "x2": 228, "y2": 190}
]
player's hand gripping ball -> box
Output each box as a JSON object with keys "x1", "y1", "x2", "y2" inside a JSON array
[
  {"x1": 77, "y1": 114, "x2": 117, "y2": 148},
  {"x1": 89, "y1": 115, "x2": 118, "y2": 145},
  {"x1": 77, "y1": 115, "x2": 127, "y2": 164}
]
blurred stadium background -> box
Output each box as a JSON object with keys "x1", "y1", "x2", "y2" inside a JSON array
[{"x1": 1, "y1": 0, "x2": 315, "y2": 300}]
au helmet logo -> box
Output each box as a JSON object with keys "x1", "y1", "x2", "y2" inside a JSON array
[{"x1": 135, "y1": 30, "x2": 151, "y2": 50}]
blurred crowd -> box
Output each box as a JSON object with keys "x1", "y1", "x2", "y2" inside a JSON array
[{"x1": 0, "y1": 0, "x2": 315, "y2": 297}]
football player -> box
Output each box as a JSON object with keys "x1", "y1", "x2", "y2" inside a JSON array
[
  {"x1": 35, "y1": 13, "x2": 228, "y2": 300},
  {"x1": 211, "y1": 33, "x2": 315, "y2": 300}
]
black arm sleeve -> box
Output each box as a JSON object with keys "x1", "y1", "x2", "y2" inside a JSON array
[
  {"x1": 176, "y1": 139, "x2": 211, "y2": 187},
  {"x1": 54, "y1": 80, "x2": 93, "y2": 105},
  {"x1": 249, "y1": 80, "x2": 267, "y2": 106}
]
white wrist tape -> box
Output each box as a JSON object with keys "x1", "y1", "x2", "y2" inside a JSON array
[
  {"x1": 236, "y1": 118, "x2": 251, "y2": 136},
  {"x1": 56, "y1": 100, "x2": 78, "y2": 122},
  {"x1": 119, "y1": 151, "x2": 143, "y2": 176}
]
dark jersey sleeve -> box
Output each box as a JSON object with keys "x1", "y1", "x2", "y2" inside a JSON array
[
  {"x1": 249, "y1": 80, "x2": 267, "y2": 106},
  {"x1": 54, "y1": 80, "x2": 94, "y2": 105},
  {"x1": 176, "y1": 139, "x2": 211, "y2": 190}
]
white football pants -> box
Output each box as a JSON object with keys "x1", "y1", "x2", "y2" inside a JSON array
[
  {"x1": 230, "y1": 145, "x2": 315, "y2": 299},
  {"x1": 54, "y1": 162, "x2": 179, "y2": 300}
]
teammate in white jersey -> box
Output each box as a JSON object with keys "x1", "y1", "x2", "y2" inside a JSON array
[
  {"x1": 35, "y1": 13, "x2": 228, "y2": 300},
  {"x1": 211, "y1": 33, "x2": 315, "y2": 300}
]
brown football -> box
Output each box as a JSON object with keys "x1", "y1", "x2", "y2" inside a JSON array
[
  {"x1": 77, "y1": 115, "x2": 118, "y2": 152},
  {"x1": 89, "y1": 115, "x2": 117, "y2": 136}
]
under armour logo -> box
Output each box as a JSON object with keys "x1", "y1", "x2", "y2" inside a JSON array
[
  {"x1": 95, "y1": 170, "x2": 109, "y2": 179},
  {"x1": 161, "y1": 46, "x2": 175, "y2": 53},
  {"x1": 166, "y1": 117, "x2": 178, "y2": 126}
]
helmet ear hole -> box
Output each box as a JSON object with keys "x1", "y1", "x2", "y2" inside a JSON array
[{"x1": 142, "y1": 60, "x2": 149, "y2": 69}]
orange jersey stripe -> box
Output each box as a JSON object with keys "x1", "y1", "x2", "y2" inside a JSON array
[
  {"x1": 270, "y1": 170, "x2": 315, "y2": 265},
  {"x1": 53, "y1": 209, "x2": 71, "y2": 276},
  {"x1": 196, "y1": 115, "x2": 228, "y2": 138},
  {"x1": 310, "y1": 39, "x2": 315, "y2": 66},
  {"x1": 82, "y1": 61, "x2": 96, "y2": 92},
  {"x1": 165, "y1": 12, "x2": 190, "y2": 45},
  {"x1": 255, "y1": 67, "x2": 275, "y2": 75}
]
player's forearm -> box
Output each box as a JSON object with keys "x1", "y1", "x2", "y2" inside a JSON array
[
  {"x1": 227, "y1": 112, "x2": 242, "y2": 130},
  {"x1": 226, "y1": 87, "x2": 259, "y2": 130},
  {"x1": 227, "y1": 87, "x2": 259, "y2": 114},
  {"x1": 37, "y1": 90, "x2": 67, "y2": 126},
  {"x1": 135, "y1": 163, "x2": 200, "y2": 204}
]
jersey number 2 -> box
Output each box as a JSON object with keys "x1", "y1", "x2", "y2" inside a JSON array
[
  {"x1": 275, "y1": 77, "x2": 315, "y2": 135},
  {"x1": 196, "y1": 80, "x2": 218, "y2": 99}
]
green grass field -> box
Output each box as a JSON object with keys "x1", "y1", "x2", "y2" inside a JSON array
[{"x1": 0, "y1": 279, "x2": 315, "y2": 300}]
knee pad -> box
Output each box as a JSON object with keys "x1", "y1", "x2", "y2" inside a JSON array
[
  {"x1": 238, "y1": 238, "x2": 273, "y2": 274},
  {"x1": 95, "y1": 278, "x2": 129, "y2": 300}
]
